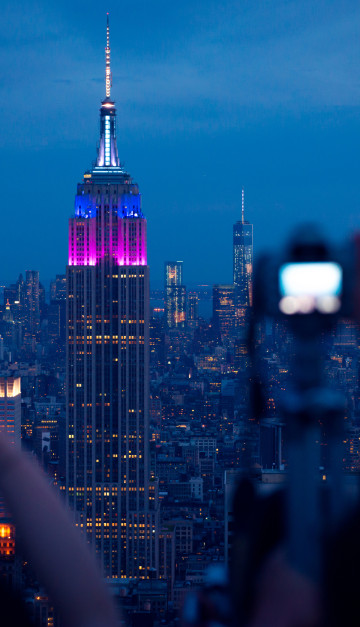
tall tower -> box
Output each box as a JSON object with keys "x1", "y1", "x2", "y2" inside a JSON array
[
  {"x1": 164, "y1": 261, "x2": 186, "y2": 328},
  {"x1": 0, "y1": 377, "x2": 21, "y2": 517},
  {"x1": 0, "y1": 377, "x2": 21, "y2": 587},
  {"x1": 66, "y1": 17, "x2": 157, "y2": 579},
  {"x1": 233, "y1": 189, "x2": 253, "y2": 327},
  {"x1": 187, "y1": 292, "x2": 199, "y2": 329},
  {"x1": 24, "y1": 270, "x2": 40, "y2": 344}
]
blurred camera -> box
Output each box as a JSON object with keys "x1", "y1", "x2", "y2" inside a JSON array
[
  {"x1": 254, "y1": 225, "x2": 355, "y2": 335},
  {"x1": 278, "y1": 261, "x2": 342, "y2": 316}
]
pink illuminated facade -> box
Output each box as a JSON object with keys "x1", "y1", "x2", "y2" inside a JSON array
[
  {"x1": 68, "y1": 212, "x2": 147, "y2": 267},
  {"x1": 66, "y1": 17, "x2": 158, "y2": 580},
  {"x1": 68, "y1": 15, "x2": 147, "y2": 271}
]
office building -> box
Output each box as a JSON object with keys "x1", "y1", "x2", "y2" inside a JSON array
[
  {"x1": 234, "y1": 336, "x2": 249, "y2": 373},
  {"x1": 66, "y1": 17, "x2": 157, "y2": 578},
  {"x1": 164, "y1": 262, "x2": 186, "y2": 328},
  {"x1": 50, "y1": 275, "x2": 67, "y2": 302},
  {"x1": 212, "y1": 284, "x2": 235, "y2": 339},
  {"x1": 233, "y1": 189, "x2": 253, "y2": 327},
  {"x1": 187, "y1": 292, "x2": 199, "y2": 328},
  {"x1": 3, "y1": 275, "x2": 24, "y2": 323},
  {"x1": 0, "y1": 378, "x2": 21, "y2": 481},
  {"x1": 49, "y1": 275, "x2": 67, "y2": 343},
  {"x1": 24, "y1": 271, "x2": 40, "y2": 341},
  {"x1": 0, "y1": 377, "x2": 21, "y2": 587}
]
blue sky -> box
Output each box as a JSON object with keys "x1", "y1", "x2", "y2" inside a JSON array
[{"x1": 1, "y1": 0, "x2": 360, "y2": 285}]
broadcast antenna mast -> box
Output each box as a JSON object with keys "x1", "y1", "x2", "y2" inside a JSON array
[{"x1": 105, "y1": 13, "x2": 112, "y2": 99}]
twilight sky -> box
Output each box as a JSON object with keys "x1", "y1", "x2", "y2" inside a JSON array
[{"x1": 1, "y1": 0, "x2": 360, "y2": 286}]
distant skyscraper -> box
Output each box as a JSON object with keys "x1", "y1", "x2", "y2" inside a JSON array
[
  {"x1": 4, "y1": 274, "x2": 23, "y2": 316},
  {"x1": 24, "y1": 270, "x2": 40, "y2": 341},
  {"x1": 4, "y1": 275, "x2": 24, "y2": 350},
  {"x1": 187, "y1": 292, "x2": 199, "y2": 328},
  {"x1": 212, "y1": 284, "x2": 235, "y2": 339},
  {"x1": 49, "y1": 275, "x2": 67, "y2": 343},
  {"x1": 234, "y1": 336, "x2": 249, "y2": 373},
  {"x1": 165, "y1": 261, "x2": 186, "y2": 328},
  {"x1": 233, "y1": 189, "x2": 253, "y2": 327},
  {"x1": 66, "y1": 17, "x2": 157, "y2": 579},
  {"x1": 50, "y1": 274, "x2": 67, "y2": 302}
]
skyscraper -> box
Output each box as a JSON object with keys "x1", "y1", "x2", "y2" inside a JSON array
[
  {"x1": 233, "y1": 189, "x2": 253, "y2": 327},
  {"x1": 49, "y1": 275, "x2": 67, "y2": 344},
  {"x1": 66, "y1": 17, "x2": 157, "y2": 579},
  {"x1": 164, "y1": 261, "x2": 186, "y2": 328},
  {"x1": 187, "y1": 292, "x2": 199, "y2": 329},
  {"x1": 0, "y1": 377, "x2": 21, "y2": 518},
  {"x1": 24, "y1": 270, "x2": 40, "y2": 344},
  {"x1": 212, "y1": 284, "x2": 235, "y2": 340},
  {"x1": 0, "y1": 377, "x2": 21, "y2": 587}
]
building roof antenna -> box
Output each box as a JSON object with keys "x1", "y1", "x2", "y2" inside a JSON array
[{"x1": 105, "y1": 13, "x2": 111, "y2": 99}]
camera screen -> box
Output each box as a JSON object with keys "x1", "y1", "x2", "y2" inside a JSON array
[{"x1": 278, "y1": 262, "x2": 342, "y2": 315}]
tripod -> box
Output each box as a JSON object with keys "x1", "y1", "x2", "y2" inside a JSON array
[{"x1": 284, "y1": 333, "x2": 346, "y2": 582}]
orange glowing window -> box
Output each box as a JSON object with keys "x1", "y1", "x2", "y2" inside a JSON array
[{"x1": 0, "y1": 525, "x2": 11, "y2": 539}]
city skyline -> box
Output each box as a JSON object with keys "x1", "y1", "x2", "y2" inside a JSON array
[
  {"x1": 1, "y1": 1, "x2": 360, "y2": 284},
  {"x1": 0, "y1": 6, "x2": 359, "y2": 623}
]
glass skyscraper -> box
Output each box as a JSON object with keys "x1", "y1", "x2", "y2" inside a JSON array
[
  {"x1": 164, "y1": 261, "x2": 186, "y2": 328},
  {"x1": 66, "y1": 17, "x2": 157, "y2": 579}
]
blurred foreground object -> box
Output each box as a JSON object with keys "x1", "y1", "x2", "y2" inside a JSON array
[
  {"x1": 180, "y1": 225, "x2": 360, "y2": 626},
  {"x1": 249, "y1": 550, "x2": 321, "y2": 627},
  {"x1": 0, "y1": 434, "x2": 119, "y2": 627}
]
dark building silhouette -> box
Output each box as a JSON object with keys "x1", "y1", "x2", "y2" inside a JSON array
[
  {"x1": 24, "y1": 271, "x2": 40, "y2": 344},
  {"x1": 48, "y1": 275, "x2": 67, "y2": 343},
  {"x1": 187, "y1": 292, "x2": 199, "y2": 329}
]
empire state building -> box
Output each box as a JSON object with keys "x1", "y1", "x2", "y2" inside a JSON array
[
  {"x1": 233, "y1": 189, "x2": 253, "y2": 327},
  {"x1": 66, "y1": 17, "x2": 157, "y2": 578}
]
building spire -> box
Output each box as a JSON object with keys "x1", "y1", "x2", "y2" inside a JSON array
[
  {"x1": 241, "y1": 187, "x2": 245, "y2": 224},
  {"x1": 105, "y1": 13, "x2": 111, "y2": 99}
]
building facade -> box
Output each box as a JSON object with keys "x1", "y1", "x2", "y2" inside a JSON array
[
  {"x1": 187, "y1": 292, "x2": 199, "y2": 329},
  {"x1": 164, "y1": 261, "x2": 186, "y2": 328},
  {"x1": 0, "y1": 377, "x2": 21, "y2": 587},
  {"x1": 233, "y1": 189, "x2": 253, "y2": 327},
  {"x1": 24, "y1": 270, "x2": 40, "y2": 345},
  {"x1": 212, "y1": 284, "x2": 235, "y2": 340},
  {"x1": 0, "y1": 377, "x2": 21, "y2": 518},
  {"x1": 66, "y1": 18, "x2": 157, "y2": 579}
]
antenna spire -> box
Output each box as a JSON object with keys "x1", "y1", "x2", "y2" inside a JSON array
[
  {"x1": 241, "y1": 187, "x2": 245, "y2": 223},
  {"x1": 105, "y1": 13, "x2": 111, "y2": 99}
]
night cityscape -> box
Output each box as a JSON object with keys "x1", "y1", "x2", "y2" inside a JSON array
[{"x1": 1, "y1": 3, "x2": 360, "y2": 626}]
